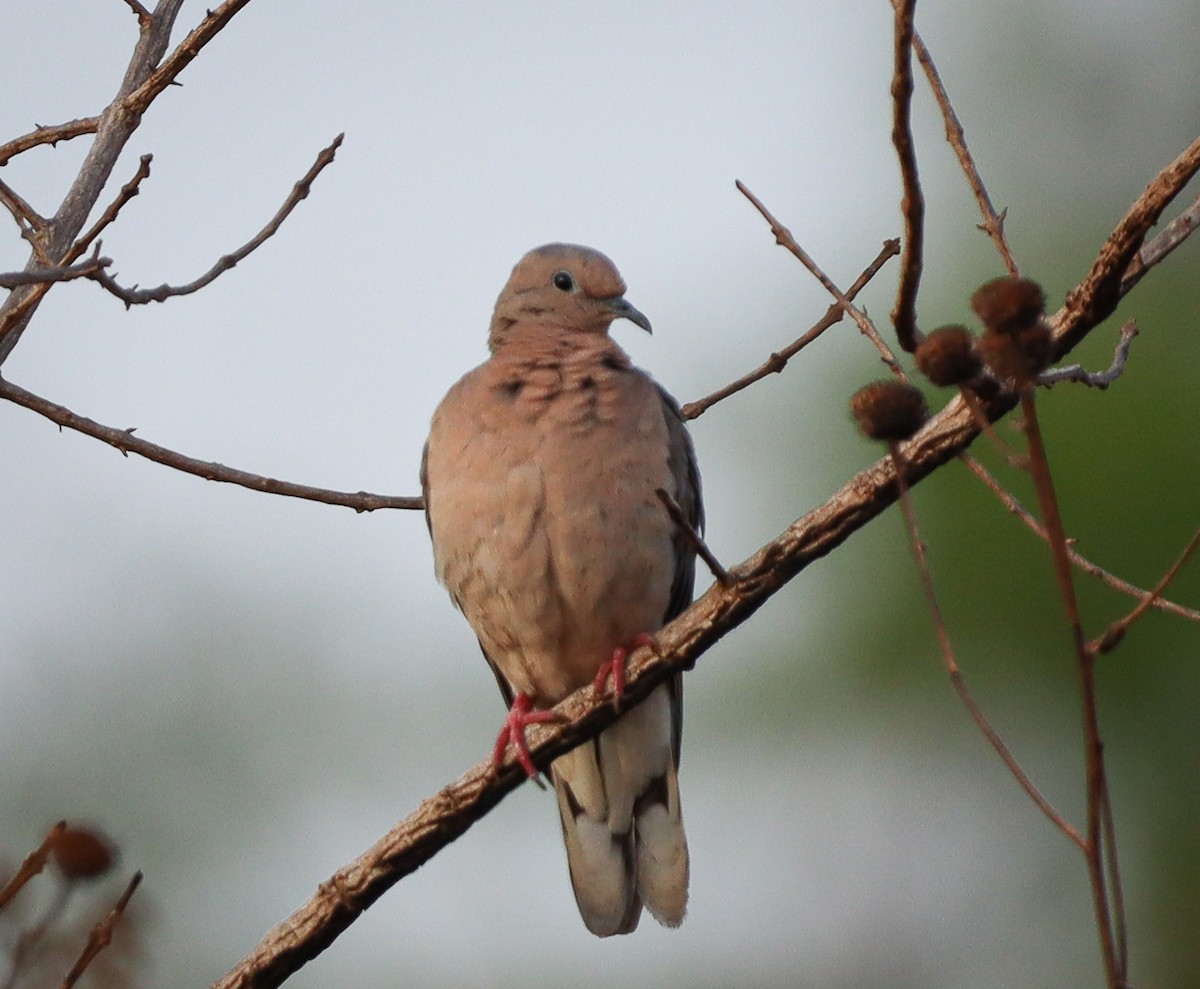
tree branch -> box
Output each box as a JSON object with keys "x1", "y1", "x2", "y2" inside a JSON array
[
  {"x1": 889, "y1": 444, "x2": 1084, "y2": 848},
  {"x1": 1039, "y1": 320, "x2": 1138, "y2": 389},
  {"x1": 681, "y1": 239, "x2": 900, "y2": 420},
  {"x1": 0, "y1": 177, "x2": 48, "y2": 236},
  {"x1": 0, "y1": 257, "x2": 112, "y2": 289},
  {"x1": 909, "y1": 24, "x2": 1019, "y2": 276},
  {"x1": 1055, "y1": 133, "x2": 1200, "y2": 357},
  {"x1": 119, "y1": 0, "x2": 152, "y2": 27},
  {"x1": 123, "y1": 1, "x2": 258, "y2": 118},
  {"x1": 0, "y1": 118, "x2": 100, "y2": 167},
  {"x1": 1092, "y1": 527, "x2": 1200, "y2": 655},
  {"x1": 736, "y1": 180, "x2": 905, "y2": 377},
  {"x1": 1120, "y1": 192, "x2": 1200, "y2": 293},
  {"x1": 0, "y1": 0, "x2": 187, "y2": 366},
  {"x1": 0, "y1": 376, "x2": 419, "y2": 513},
  {"x1": 89, "y1": 135, "x2": 343, "y2": 307},
  {"x1": 64, "y1": 155, "x2": 153, "y2": 266}
]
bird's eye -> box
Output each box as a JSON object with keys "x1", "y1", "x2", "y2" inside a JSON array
[{"x1": 552, "y1": 270, "x2": 575, "y2": 292}]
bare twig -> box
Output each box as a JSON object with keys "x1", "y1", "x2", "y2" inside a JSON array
[
  {"x1": 0, "y1": 376, "x2": 421, "y2": 513},
  {"x1": 957, "y1": 386, "x2": 1028, "y2": 466},
  {"x1": 0, "y1": 176, "x2": 48, "y2": 235},
  {"x1": 910, "y1": 26, "x2": 1019, "y2": 275},
  {"x1": 124, "y1": 1, "x2": 257, "y2": 117},
  {"x1": 90, "y1": 136, "x2": 343, "y2": 306},
  {"x1": 64, "y1": 154, "x2": 153, "y2": 266},
  {"x1": 0, "y1": 117, "x2": 101, "y2": 167},
  {"x1": 736, "y1": 180, "x2": 905, "y2": 378},
  {"x1": 1092, "y1": 527, "x2": 1200, "y2": 654},
  {"x1": 655, "y1": 487, "x2": 731, "y2": 585},
  {"x1": 1100, "y1": 783, "x2": 1128, "y2": 979},
  {"x1": 1120, "y1": 192, "x2": 1200, "y2": 292},
  {"x1": 0, "y1": 257, "x2": 112, "y2": 289},
  {"x1": 962, "y1": 454, "x2": 1200, "y2": 623},
  {"x1": 0, "y1": 822, "x2": 67, "y2": 911},
  {"x1": 58, "y1": 871, "x2": 143, "y2": 989},
  {"x1": 888, "y1": 0, "x2": 924, "y2": 353},
  {"x1": 682, "y1": 239, "x2": 900, "y2": 420},
  {"x1": 888, "y1": 443, "x2": 1084, "y2": 848},
  {"x1": 1039, "y1": 320, "x2": 1138, "y2": 389},
  {"x1": 1018, "y1": 388, "x2": 1124, "y2": 989}
]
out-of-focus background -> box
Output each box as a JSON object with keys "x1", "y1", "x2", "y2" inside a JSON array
[{"x1": 3, "y1": 2, "x2": 1198, "y2": 986}]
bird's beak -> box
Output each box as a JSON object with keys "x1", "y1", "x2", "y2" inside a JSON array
[{"x1": 605, "y1": 296, "x2": 652, "y2": 334}]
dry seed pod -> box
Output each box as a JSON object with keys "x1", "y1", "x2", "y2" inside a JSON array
[
  {"x1": 978, "y1": 323, "x2": 1054, "y2": 384},
  {"x1": 970, "y1": 277, "x2": 1046, "y2": 335},
  {"x1": 850, "y1": 380, "x2": 929, "y2": 441},
  {"x1": 51, "y1": 825, "x2": 116, "y2": 880},
  {"x1": 915, "y1": 325, "x2": 981, "y2": 386}
]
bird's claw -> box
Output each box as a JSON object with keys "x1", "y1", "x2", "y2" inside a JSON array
[{"x1": 493, "y1": 693, "x2": 565, "y2": 779}]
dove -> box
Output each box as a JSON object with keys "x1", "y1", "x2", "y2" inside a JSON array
[{"x1": 421, "y1": 243, "x2": 702, "y2": 937}]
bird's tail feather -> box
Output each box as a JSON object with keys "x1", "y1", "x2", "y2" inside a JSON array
[{"x1": 551, "y1": 684, "x2": 688, "y2": 937}]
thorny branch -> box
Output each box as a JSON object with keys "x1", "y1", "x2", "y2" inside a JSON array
[
  {"x1": 0, "y1": 118, "x2": 100, "y2": 168},
  {"x1": 64, "y1": 154, "x2": 154, "y2": 266},
  {"x1": 0, "y1": 0, "x2": 187, "y2": 365},
  {"x1": 90, "y1": 135, "x2": 344, "y2": 307}
]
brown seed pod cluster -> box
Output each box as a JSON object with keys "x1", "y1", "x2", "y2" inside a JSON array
[
  {"x1": 970, "y1": 276, "x2": 1053, "y2": 385},
  {"x1": 850, "y1": 379, "x2": 929, "y2": 442},
  {"x1": 851, "y1": 277, "x2": 1051, "y2": 444}
]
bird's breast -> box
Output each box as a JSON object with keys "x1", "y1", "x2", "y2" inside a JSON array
[{"x1": 427, "y1": 355, "x2": 678, "y2": 702}]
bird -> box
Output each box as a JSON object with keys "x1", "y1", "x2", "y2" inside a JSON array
[{"x1": 421, "y1": 243, "x2": 702, "y2": 937}]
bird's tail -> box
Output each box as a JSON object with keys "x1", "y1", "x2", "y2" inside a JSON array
[{"x1": 550, "y1": 683, "x2": 689, "y2": 937}]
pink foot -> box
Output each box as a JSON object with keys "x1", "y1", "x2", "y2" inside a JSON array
[
  {"x1": 493, "y1": 693, "x2": 564, "y2": 779},
  {"x1": 592, "y1": 633, "x2": 657, "y2": 707}
]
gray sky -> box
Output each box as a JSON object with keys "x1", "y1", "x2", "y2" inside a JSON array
[{"x1": 3, "y1": 2, "x2": 1198, "y2": 987}]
